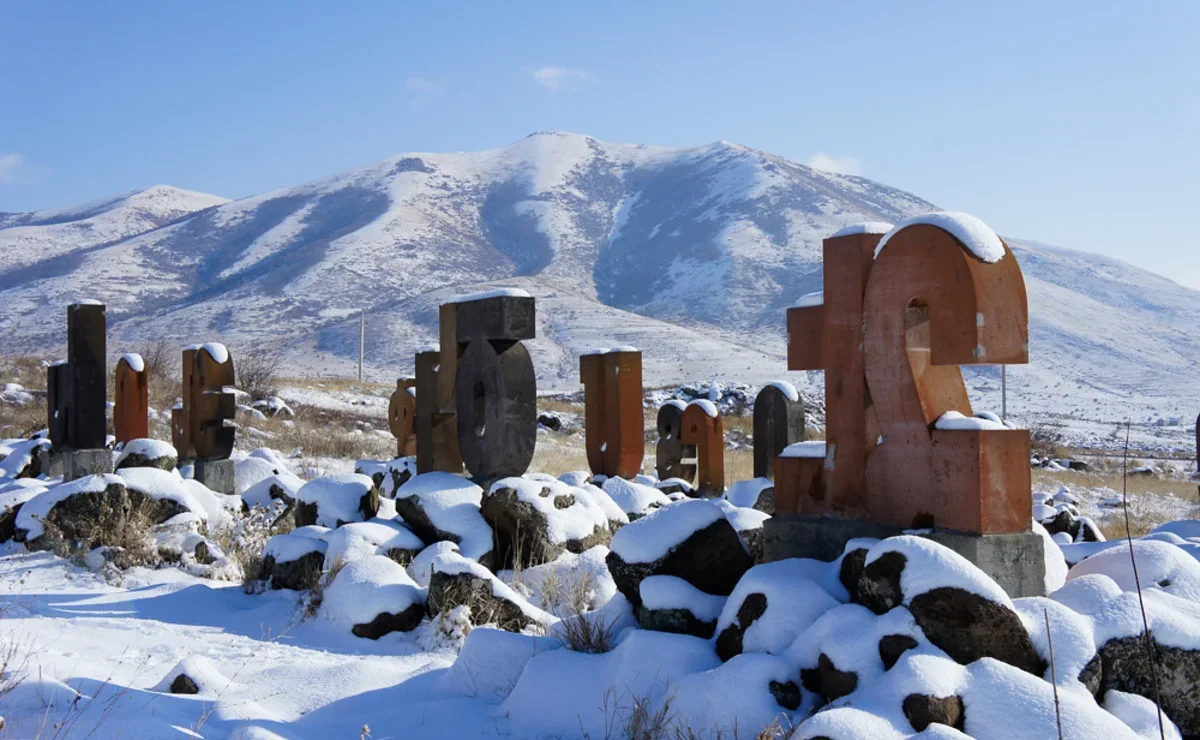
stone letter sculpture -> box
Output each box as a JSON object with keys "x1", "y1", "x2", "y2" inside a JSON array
[
  {"x1": 415, "y1": 347, "x2": 463, "y2": 474},
  {"x1": 681, "y1": 400, "x2": 725, "y2": 495},
  {"x1": 580, "y1": 348, "x2": 644, "y2": 479},
  {"x1": 752, "y1": 382, "x2": 804, "y2": 479},
  {"x1": 655, "y1": 401, "x2": 693, "y2": 483},
  {"x1": 114, "y1": 354, "x2": 149, "y2": 444},
  {"x1": 190, "y1": 344, "x2": 236, "y2": 462},
  {"x1": 778, "y1": 217, "x2": 1030, "y2": 534},
  {"x1": 46, "y1": 303, "x2": 109, "y2": 479},
  {"x1": 388, "y1": 377, "x2": 417, "y2": 457},
  {"x1": 453, "y1": 292, "x2": 537, "y2": 481},
  {"x1": 172, "y1": 347, "x2": 198, "y2": 461}
]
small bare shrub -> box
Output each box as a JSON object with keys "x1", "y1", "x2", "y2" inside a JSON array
[
  {"x1": 558, "y1": 608, "x2": 619, "y2": 654},
  {"x1": 237, "y1": 347, "x2": 285, "y2": 401}
]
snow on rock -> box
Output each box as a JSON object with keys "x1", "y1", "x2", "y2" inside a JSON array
[
  {"x1": 408, "y1": 541, "x2": 460, "y2": 587},
  {"x1": 557, "y1": 470, "x2": 591, "y2": 487},
  {"x1": 15, "y1": 473, "x2": 125, "y2": 541},
  {"x1": 0, "y1": 438, "x2": 51, "y2": 478},
  {"x1": 260, "y1": 528, "x2": 328, "y2": 590},
  {"x1": 687, "y1": 398, "x2": 719, "y2": 418},
  {"x1": 450, "y1": 287, "x2": 532, "y2": 303},
  {"x1": 1068, "y1": 539, "x2": 1200, "y2": 602},
  {"x1": 640, "y1": 575, "x2": 725, "y2": 623},
  {"x1": 1104, "y1": 690, "x2": 1184, "y2": 740},
  {"x1": 935, "y1": 410, "x2": 1009, "y2": 431},
  {"x1": 394, "y1": 472, "x2": 493, "y2": 564},
  {"x1": 781, "y1": 441, "x2": 826, "y2": 458},
  {"x1": 119, "y1": 353, "x2": 145, "y2": 373},
  {"x1": 794, "y1": 291, "x2": 824, "y2": 308},
  {"x1": 199, "y1": 342, "x2": 230, "y2": 365},
  {"x1": 427, "y1": 550, "x2": 553, "y2": 632},
  {"x1": 715, "y1": 559, "x2": 840, "y2": 661},
  {"x1": 668, "y1": 652, "x2": 805, "y2": 735},
  {"x1": 864, "y1": 536, "x2": 1013, "y2": 607},
  {"x1": 763, "y1": 380, "x2": 800, "y2": 402},
  {"x1": 832, "y1": 221, "x2": 894, "y2": 238},
  {"x1": 600, "y1": 476, "x2": 671, "y2": 519},
  {"x1": 323, "y1": 519, "x2": 425, "y2": 571},
  {"x1": 504, "y1": 546, "x2": 617, "y2": 617},
  {"x1": 876, "y1": 211, "x2": 1006, "y2": 263},
  {"x1": 611, "y1": 499, "x2": 725, "y2": 565},
  {"x1": 318, "y1": 555, "x2": 427, "y2": 639},
  {"x1": 1033, "y1": 521, "x2": 1069, "y2": 593},
  {"x1": 114, "y1": 438, "x2": 177, "y2": 470},
  {"x1": 294, "y1": 472, "x2": 379, "y2": 529},
  {"x1": 116, "y1": 467, "x2": 208, "y2": 519},
  {"x1": 234, "y1": 455, "x2": 296, "y2": 496},
  {"x1": 0, "y1": 383, "x2": 36, "y2": 405},
  {"x1": 483, "y1": 475, "x2": 610, "y2": 567},
  {"x1": 151, "y1": 655, "x2": 231, "y2": 697},
  {"x1": 439, "y1": 627, "x2": 562, "y2": 700},
  {"x1": 501, "y1": 629, "x2": 721, "y2": 738},
  {"x1": 724, "y1": 477, "x2": 775, "y2": 513},
  {"x1": 242, "y1": 472, "x2": 303, "y2": 510}
]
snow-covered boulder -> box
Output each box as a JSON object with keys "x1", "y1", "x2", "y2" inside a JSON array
[
  {"x1": 668, "y1": 653, "x2": 804, "y2": 733},
  {"x1": 353, "y1": 459, "x2": 388, "y2": 490},
  {"x1": 716, "y1": 499, "x2": 770, "y2": 562},
  {"x1": 427, "y1": 551, "x2": 552, "y2": 633},
  {"x1": 601, "y1": 476, "x2": 671, "y2": 520},
  {"x1": 14, "y1": 474, "x2": 129, "y2": 552},
  {"x1": 715, "y1": 559, "x2": 841, "y2": 662},
  {"x1": 114, "y1": 438, "x2": 177, "y2": 471},
  {"x1": 319, "y1": 555, "x2": 427, "y2": 639},
  {"x1": 843, "y1": 536, "x2": 1046, "y2": 676},
  {"x1": 439, "y1": 627, "x2": 562, "y2": 700},
  {"x1": 408, "y1": 541, "x2": 460, "y2": 587},
  {"x1": 0, "y1": 438, "x2": 51, "y2": 479},
  {"x1": 0, "y1": 479, "x2": 47, "y2": 542},
  {"x1": 483, "y1": 475, "x2": 611, "y2": 568},
  {"x1": 393, "y1": 473, "x2": 493, "y2": 567},
  {"x1": 637, "y1": 575, "x2": 725, "y2": 638},
  {"x1": 322, "y1": 519, "x2": 425, "y2": 571},
  {"x1": 294, "y1": 473, "x2": 379, "y2": 529},
  {"x1": 257, "y1": 526, "x2": 330, "y2": 590},
  {"x1": 116, "y1": 467, "x2": 208, "y2": 525},
  {"x1": 233, "y1": 454, "x2": 295, "y2": 496},
  {"x1": 242, "y1": 471, "x2": 302, "y2": 510},
  {"x1": 380, "y1": 457, "x2": 417, "y2": 497},
  {"x1": 152, "y1": 655, "x2": 231, "y2": 696},
  {"x1": 723, "y1": 477, "x2": 775, "y2": 514},
  {"x1": 606, "y1": 499, "x2": 753, "y2": 610}
]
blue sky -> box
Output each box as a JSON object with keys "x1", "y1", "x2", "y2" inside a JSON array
[{"x1": 2, "y1": 2, "x2": 1198, "y2": 285}]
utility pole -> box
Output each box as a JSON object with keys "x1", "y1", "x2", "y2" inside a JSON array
[
  {"x1": 358, "y1": 309, "x2": 365, "y2": 382},
  {"x1": 1001, "y1": 365, "x2": 1007, "y2": 422}
]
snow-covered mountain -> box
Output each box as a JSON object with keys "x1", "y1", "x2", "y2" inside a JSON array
[{"x1": 1, "y1": 132, "x2": 1196, "y2": 442}]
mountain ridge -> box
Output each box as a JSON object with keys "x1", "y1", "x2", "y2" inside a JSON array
[{"x1": 1, "y1": 131, "x2": 1195, "y2": 445}]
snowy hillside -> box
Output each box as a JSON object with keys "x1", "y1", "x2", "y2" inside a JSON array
[{"x1": 1, "y1": 132, "x2": 1197, "y2": 443}]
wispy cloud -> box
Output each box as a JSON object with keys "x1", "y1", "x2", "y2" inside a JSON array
[
  {"x1": 0, "y1": 152, "x2": 27, "y2": 184},
  {"x1": 807, "y1": 153, "x2": 862, "y2": 176},
  {"x1": 405, "y1": 76, "x2": 447, "y2": 94},
  {"x1": 529, "y1": 65, "x2": 590, "y2": 92}
]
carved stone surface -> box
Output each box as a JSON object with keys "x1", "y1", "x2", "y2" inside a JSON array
[
  {"x1": 415, "y1": 350, "x2": 462, "y2": 474},
  {"x1": 777, "y1": 222, "x2": 1032, "y2": 535},
  {"x1": 46, "y1": 362, "x2": 69, "y2": 448},
  {"x1": 655, "y1": 402, "x2": 694, "y2": 483},
  {"x1": 580, "y1": 350, "x2": 644, "y2": 479},
  {"x1": 388, "y1": 378, "x2": 417, "y2": 457},
  {"x1": 172, "y1": 347, "x2": 198, "y2": 461},
  {"x1": 114, "y1": 355, "x2": 149, "y2": 444},
  {"x1": 190, "y1": 346, "x2": 236, "y2": 461},
  {"x1": 453, "y1": 295, "x2": 537, "y2": 482},
  {"x1": 67, "y1": 303, "x2": 107, "y2": 451},
  {"x1": 752, "y1": 384, "x2": 804, "y2": 479},
  {"x1": 681, "y1": 403, "x2": 724, "y2": 495}
]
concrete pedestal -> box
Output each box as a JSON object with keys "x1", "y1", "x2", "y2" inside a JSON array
[
  {"x1": 194, "y1": 458, "x2": 235, "y2": 495},
  {"x1": 763, "y1": 515, "x2": 1047, "y2": 598},
  {"x1": 63, "y1": 448, "x2": 114, "y2": 481}
]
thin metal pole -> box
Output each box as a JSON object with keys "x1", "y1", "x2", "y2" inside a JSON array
[
  {"x1": 1001, "y1": 365, "x2": 1007, "y2": 422},
  {"x1": 358, "y1": 309, "x2": 365, "y2": 382}
]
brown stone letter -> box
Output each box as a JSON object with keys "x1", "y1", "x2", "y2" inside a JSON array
[{"x1": 580, "y1": 349, "x2": 644, "y2": 479}]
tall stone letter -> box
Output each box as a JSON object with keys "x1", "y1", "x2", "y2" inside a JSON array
[
  {"x1": 752, "y1": 383, "x2": 804, "y2": 479},
  {"x1": 388, "y1": 377, "x2": 417, "y2": 457},
  {"x1": 580, "y1": 349, "x2": 644, "y2": 479},
  {"x1": 655, "y1": 401, "x2": 693, "y2": 483},
  {"x1": 681, "y1": 401, "x2": 724, "y2": 495},
  {"x1": 114, "y1": 354, "x2": 149, "y2": 444},
  {"x1": 453, "y1": 293, "x2": 537, "y2": 482}
]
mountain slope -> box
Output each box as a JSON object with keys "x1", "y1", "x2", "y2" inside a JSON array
[{"x1": 0, "y1": 132, "x2": 1195, "y2": 442}]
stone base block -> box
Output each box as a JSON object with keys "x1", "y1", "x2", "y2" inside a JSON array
[
  {"x1": 763, "y1": 515, "x2": 1047, "y2": 598},
  {"x1": 194, "y1": 458, "x2": 235, "y2": 495},
  {"x1": 63, "y1": 449, "x2": 114, "y2": 481}
]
